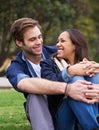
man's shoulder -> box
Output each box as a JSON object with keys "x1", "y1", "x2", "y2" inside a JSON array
[
  {"x1": 43, "y1": 45, "x2": 56, "y2": 49},
  {"x1": 43, "y1": 45, "x2": 57, "y2": 54},
  {"x1": 7, "y1": 51, "x2": 26, "y2": 71}
]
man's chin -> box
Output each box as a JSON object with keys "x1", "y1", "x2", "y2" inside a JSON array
[{"x1": 35, "y1": 53, "x2": 42, "y2": 56}]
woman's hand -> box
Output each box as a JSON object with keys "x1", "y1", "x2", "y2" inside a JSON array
[
  {"x1": 71, "y1": 58, "x2": 99, "y2": 77},
  {"x1": 67, "y1": 62, "x2": 93, "y2": 76},
  {"x1": 82, "y1": 58, "x2": 99, "y2": 76},
  {"x1": 85, "y1": 62, "x2": 99, "y2": 75}
]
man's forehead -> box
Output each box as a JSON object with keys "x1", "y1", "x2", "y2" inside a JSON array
[{"x1": 24, "y1": 26, "x2": 41, "y2": 38}]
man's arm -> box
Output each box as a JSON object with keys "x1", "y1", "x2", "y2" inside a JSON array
[
  {"x1": 17, "y1": 77, "x2": 66, "y2": 94},
  {"x1": 17, "y1": 78, "x2": 93, "y2": 104}
]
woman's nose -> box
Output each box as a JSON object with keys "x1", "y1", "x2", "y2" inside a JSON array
[{"x1": 56, "y1": 42, "x2": 61, "y2": 47}]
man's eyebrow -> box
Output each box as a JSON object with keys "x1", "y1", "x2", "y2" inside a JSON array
[
  {"x1": 39, "y1": 34, "x2": 42, "y2": 37},
  {"x1": 28, "y1": 37, "x2": 36, "y2": 40}
]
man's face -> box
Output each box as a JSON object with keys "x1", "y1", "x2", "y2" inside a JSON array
[{"x1": 21, "y1": 26, "x2": 43, "y2": 57}]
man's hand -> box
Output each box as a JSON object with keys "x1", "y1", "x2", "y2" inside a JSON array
[
  {"x1": 84, "y1": 84, "x2": 99, "y2": 103},
  {"x1": 67, "y1": 80, "x2": 95, "y2": 104}
]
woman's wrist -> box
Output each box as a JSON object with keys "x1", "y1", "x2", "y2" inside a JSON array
[{"x1": 67, "y1": 65, "x2": 75, "y2": 76}]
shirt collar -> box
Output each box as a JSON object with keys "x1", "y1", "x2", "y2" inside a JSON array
[{"x1": 21, "y1": 51, "x2": 46, "y2": 62}]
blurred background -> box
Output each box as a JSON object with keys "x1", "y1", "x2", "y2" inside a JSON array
[
  {"x1": 0, "y1": 1, "x2": 99, "y2": 129},
  {"x1": 0, "y1": 0, "x2": 99, "y2": 76}
]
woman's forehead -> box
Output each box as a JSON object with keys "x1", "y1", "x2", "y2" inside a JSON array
[{"x1": 58, "y1": 31, "x2": 69, "y2": 38}]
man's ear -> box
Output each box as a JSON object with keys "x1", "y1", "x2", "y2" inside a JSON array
[{"x1": 15, "y1": 40, "x2": 23, "y2": 47}]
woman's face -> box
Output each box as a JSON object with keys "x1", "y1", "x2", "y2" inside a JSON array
[{"x1": 56, "y1": 31, "x2": 75, "y2": 63}]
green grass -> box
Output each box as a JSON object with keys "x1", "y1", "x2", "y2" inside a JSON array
[{"x1": 0, "y1": 89, "x2": 31, "y2": 130}]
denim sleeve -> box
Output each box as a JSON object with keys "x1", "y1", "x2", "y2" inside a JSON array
[
  {"x1": 62, "y1": 67, "x2": 72, "y2": 82},
  {"x1": 6, "y1": 62, "x2": 30, "y2": 91},
  {"x1": 17, "y1": 73, "x2": 30, "y2": 85}
]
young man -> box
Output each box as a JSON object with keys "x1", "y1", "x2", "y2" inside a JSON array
[{"x1": 6, "y1": 18, "x2": 99, "y2": 130}]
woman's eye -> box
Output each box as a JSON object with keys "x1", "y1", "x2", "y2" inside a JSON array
[{"x1": 61, "y1": 40, "x2": 65, "y2": 42}]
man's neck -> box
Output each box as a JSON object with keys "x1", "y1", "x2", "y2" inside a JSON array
[{"x1": 25, "y1": 54, "x2": 42, "y2": 64}]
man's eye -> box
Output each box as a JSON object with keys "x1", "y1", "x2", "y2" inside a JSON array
[
  {"x1": 39, "y1": 35, "x2": 43, "y2": 39},
  {"x1": 30, "y1": 38, "x2": 36, "y2": 41}
]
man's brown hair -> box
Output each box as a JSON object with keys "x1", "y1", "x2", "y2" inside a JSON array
[{"x1": 10, "y1": 18, "x2": 41, "y2": 42}]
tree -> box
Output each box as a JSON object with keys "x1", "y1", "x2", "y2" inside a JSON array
[{"x1": 0, "y1": 0, "x2": 98, "y2": 74}]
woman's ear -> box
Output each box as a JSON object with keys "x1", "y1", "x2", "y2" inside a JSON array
[
  {"x1": 73, "y1": 44, "x2": 76, "y2": 51},
  {"x1": 15, "y1": 40, "x2": 23, "y2": 47}
]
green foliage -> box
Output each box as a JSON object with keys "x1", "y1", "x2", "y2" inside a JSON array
[
  {"x1": 0, "y1": 0, "x2": 99, "y2": 65},
  {"x1": 0, "y1": 89, "x2": 31, "y2": 130}
]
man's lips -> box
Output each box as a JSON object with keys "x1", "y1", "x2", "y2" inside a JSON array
[{"x1": 34, "y1": 46, "x2": 42, "y2": 51}]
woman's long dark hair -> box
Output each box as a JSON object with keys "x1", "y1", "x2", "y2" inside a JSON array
[
  {"x1": 52, "y1": 29, "x2": 89, "y2": 63},
  {"x1": 66, "y1": 29, "x2": 89, "y2": 63}
]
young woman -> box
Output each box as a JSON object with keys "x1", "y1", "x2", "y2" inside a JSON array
[{"x1": 41, "y1": 29, "x2": 99, "y2": 130}]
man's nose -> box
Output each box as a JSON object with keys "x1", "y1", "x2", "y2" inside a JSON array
[{"x1": 36, "y1": 38, "x2": 42, "y2": 44}]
